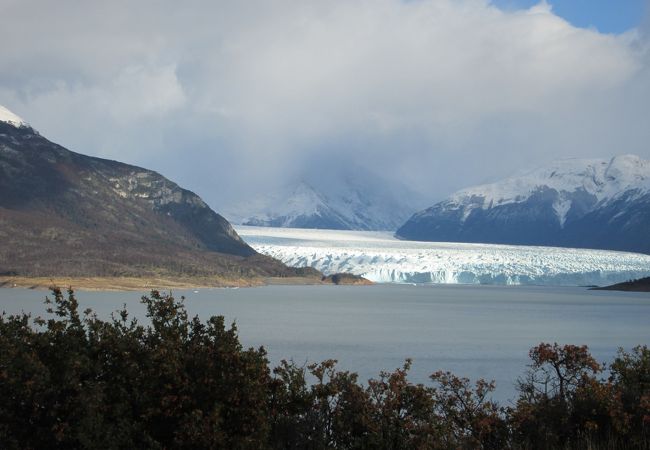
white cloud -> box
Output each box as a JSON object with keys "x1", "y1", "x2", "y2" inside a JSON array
[{"x1": 0, "y1": 0, "x2": 648, "y2": 207}]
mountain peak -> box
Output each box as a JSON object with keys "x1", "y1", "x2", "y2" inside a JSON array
[
  {"x1": 0, "y1": 105, "x2": 29, "y2": 129},
  {"x1": 605, "y1": 154, "x2": 650, "y2": 181},
  {"x1": 447, "y1": 154, "x2": 650, "y2": 211},
  {"x1": 222, "y1": 173, "x2": 424, "y2": 231}
]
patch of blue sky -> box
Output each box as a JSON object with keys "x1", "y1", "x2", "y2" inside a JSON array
[{"x1": 490, "y1": 0, "x2": 647, "y2": 34}]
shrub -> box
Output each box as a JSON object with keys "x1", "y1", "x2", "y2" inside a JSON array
[{"x1": 1, "y1": 289, "x2": 648, "y2": 449}]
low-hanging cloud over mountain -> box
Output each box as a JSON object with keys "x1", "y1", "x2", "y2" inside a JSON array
[{"x1": 1, "y1": 0, "x2": 649, "y2": 208}]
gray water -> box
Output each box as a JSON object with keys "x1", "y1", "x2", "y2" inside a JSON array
[{"x1": 1, "y1": 284, "x2": 649, "y2": 403}]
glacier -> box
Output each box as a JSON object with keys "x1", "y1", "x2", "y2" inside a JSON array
[{"x1": 237, "y1": 226, "x2": 650, "y2": 286}]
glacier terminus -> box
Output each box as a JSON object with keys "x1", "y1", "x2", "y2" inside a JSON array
[{"x1": 237, "y1": 226, "x2": 650, "y2": 286}]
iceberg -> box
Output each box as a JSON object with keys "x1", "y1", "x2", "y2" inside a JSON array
[{"x1": 237, "y1": 226, "x2": 650, "y2": 286}]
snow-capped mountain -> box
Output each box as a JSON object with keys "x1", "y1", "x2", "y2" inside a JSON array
[
  {"x1": 396, "y1": 155, "x2": 650, "y2": 254},
  {"x1": 224, "y1": 168, "x2": 425, "y2": 231},
  {"x1": 226, "y1": 182, "x2": 352, "y2": 229}
]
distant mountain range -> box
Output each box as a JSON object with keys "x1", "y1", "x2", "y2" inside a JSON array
[
  {"x1": 223, "y1": 168, "x2": 425, "y2": 231},
  {"x1": 0, "y1": 106, "x2": 312, "y2": 281},
  {"x1": 397, "y1": 155, "x2": 650, "y2": 254}
]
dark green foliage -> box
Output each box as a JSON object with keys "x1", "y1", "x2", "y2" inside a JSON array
[
  {"x1": 0, "y1": 289, "x2": 648, "y2": 449},
  {"x1": 609, "y1": 346, "x2": 650, "y2": 446},
  {"x1": 511, "y1": 343, "x2": 650, "y2": 449},
  {"x1": 0, "y1": 288, "x2": 271, "y2": 449},
  {"x1": 429, "y1": 371, "x2": 507, "y2": 449}
]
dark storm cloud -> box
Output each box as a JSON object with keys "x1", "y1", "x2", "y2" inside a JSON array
[{"x1": 1, "y1": 0, "x2": 649, "y2": 208}]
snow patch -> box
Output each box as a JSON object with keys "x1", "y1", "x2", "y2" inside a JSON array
[
  {"x1": 0, "y1": 105, "x2": 28, "y2": 128},
  {"x1": 552, "y1": 197, "x2": 572, "y2": 227}
]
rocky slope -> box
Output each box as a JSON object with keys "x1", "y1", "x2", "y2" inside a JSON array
[
  {"x1": 0, "y1": 106, "x2": 312, "y2": 281},
  {"x1": 396, "y1": 155, "x2": 650, "y2": 254}
]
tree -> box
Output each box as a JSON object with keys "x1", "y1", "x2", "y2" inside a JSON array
[
  {"x1": 609, "y1": 345, "x2": 650, "y2": 445},
  {"x1": 511, "y1": 342, "x2": 609, "y2": 448},
  {"x1": 430, "y1": 370, "x2": 507, "y2": 449}
]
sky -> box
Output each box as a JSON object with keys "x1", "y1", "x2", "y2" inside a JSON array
[
  {"x1": 492, "y1": 0, "x2": 647, "y2": 34},
  {"x1": 1, "y1": 0, "x2": 649, "y2": 209}
]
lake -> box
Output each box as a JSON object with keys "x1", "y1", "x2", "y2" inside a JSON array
[{"x1": 1, "y1": 284, "x2": 648, "y2": 403}]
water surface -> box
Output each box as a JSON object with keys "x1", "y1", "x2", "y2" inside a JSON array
[{"x1": 2, "y1": 284, "x2": 648, "y2": 402}]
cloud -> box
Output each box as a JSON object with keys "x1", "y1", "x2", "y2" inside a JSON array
[{"x1": 1, "y1": 0, "x2": 649, "y2": 208}]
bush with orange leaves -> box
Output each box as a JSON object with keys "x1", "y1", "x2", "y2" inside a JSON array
[{"x1": 511, "y1": 342, "x2": 649, "y2": 449}]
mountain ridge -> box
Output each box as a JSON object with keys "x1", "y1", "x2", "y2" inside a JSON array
[
  {"x1": 223, "y1": 169, "x2": 425, "y2": 231},
  {"x1": 396, "y1": 155, "x2": 650, "y2": 254}
]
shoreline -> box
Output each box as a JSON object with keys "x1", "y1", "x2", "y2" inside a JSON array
[
  {"x1": 0, "y1": 274, "x2": 373, "y2": 292},
  {"x1": 0, "y1": 276, "x2": 263, "y2": 292}
]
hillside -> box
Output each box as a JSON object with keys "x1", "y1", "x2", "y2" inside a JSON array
[
  {"x1": 0, "y1": 107, "x2": 317, "y2": 284},
  {"x1": 592, "y1": 277, "x2": 650, "y2": 292}
]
